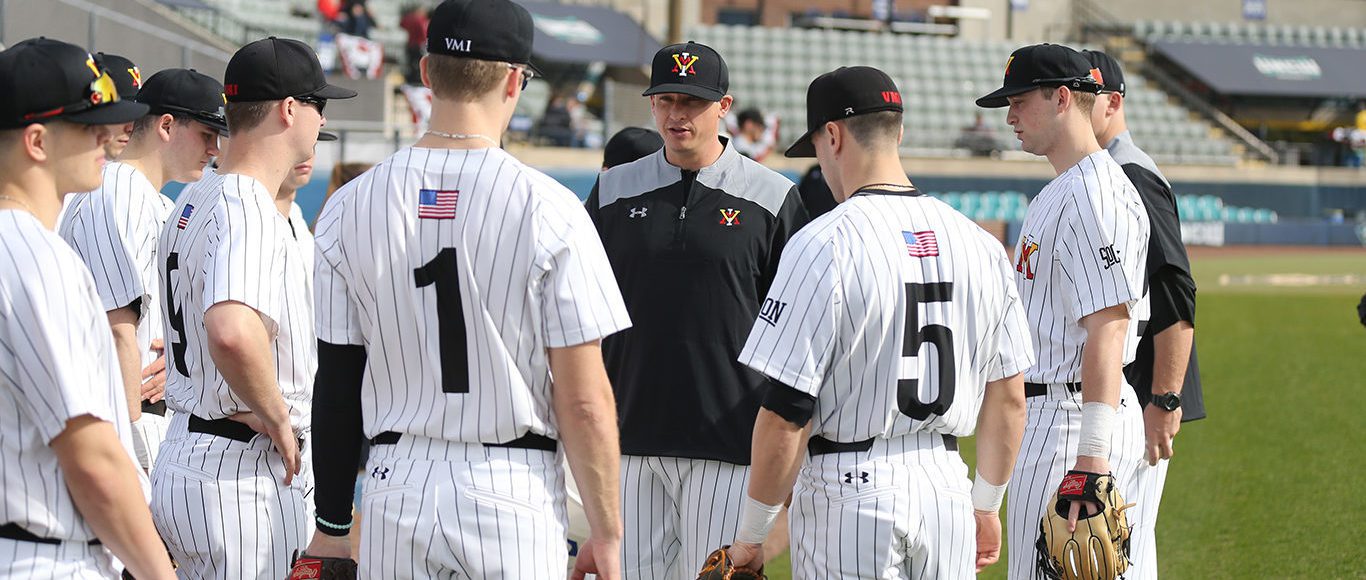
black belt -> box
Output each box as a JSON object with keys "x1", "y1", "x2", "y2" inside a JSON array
[
  {"x1": 808, "y1": 434, "x2": 958, "y2": 456},
  {"x1": 0, "y1": 523, "x2": 100, "y2": 546},
  {"x1": 1025, "y1": 382, "x2": 1082, "y2": 398},
  {"x1": 370, "y1": 431, "x2": 558, "y2": 452},
  {"x1": 188, "y1": 414, "x2": 257, "y2": 443},
  {"x1": 141, "y1": 399, "x2": 167, "y2": 416}
]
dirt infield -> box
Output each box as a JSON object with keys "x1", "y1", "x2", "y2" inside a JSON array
[{"x1": 1187, "y1": 244, "x2": 1366, "y2": 259}]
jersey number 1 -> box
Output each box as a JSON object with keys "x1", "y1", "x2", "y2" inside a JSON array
[
  {"x1": 897, "y1": 282, "x2": 956, "y2": 420},
  {"x1": 414, "y1": 248, "x2": 470, "y2": 394}
]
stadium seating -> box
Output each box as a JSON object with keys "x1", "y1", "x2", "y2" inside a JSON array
[
  {"x1": 932, "y1": 190, "x2": 1275, "y2": 223},
  {"x1": 1133, "y1": 20, "x2": 1366, "y2": 48},
  {"x1": 689, "y1": 25, "x2": 1242, "y2": 165}
]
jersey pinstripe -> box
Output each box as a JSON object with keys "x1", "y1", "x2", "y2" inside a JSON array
[
  {"x1": 1012, "y1": 150, "x2": 1150, "y2": 383},
  {"x1": 313, "y1": 145, "x2": 631, "y2": 443},
  {"x1": 157, "y1": 171, "x2": 316, "y2": 430},
  {"x1": 0, "y1": 210, "x2": 135, "y2": 543},
  {"x1": 739, "y1": 191, "x2": 1033, "y2": 441},
  {"x1": 59, "y1": 161, "x2": 174, "y2": 373}
]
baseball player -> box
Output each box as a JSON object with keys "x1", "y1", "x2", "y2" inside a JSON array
[
  {"x1": 296, "y1": 0, "x2": 630, "y2": 577},
  {"x1": 149, "y1": 37, "x2": 355, "y2": 579},
  {"x1": 94, "y1": 53, "x2": 139, "y2": 162},
  {"x1": 723, "y1": 66, "x2": 1032, "y2": 578},
  {"x1": 1086, "y1": 49, "x2": 1205, "y2": 578},
  {"x1": 60, "y1": 67, "x2": 227, "y2": 474},
  {"x1": 0, "y1": 37, "x2": 173, "y2": 578},
  {"x1": 974, "y1": 43, "x2": 1151, "y2": 579},
  {"x1": 584, "y1": 40, "x2": 809, "y2": 579}
]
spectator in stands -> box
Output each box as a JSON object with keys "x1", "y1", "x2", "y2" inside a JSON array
[
  {"x1": 539, "y1": 94, "x2": 575, "y2": 147},
  {"x1": 318, "y1": 0, "x2": 342, "y2": 26},
  {"x1": 602, "y1": 127, "x2": 663, "y2": 171},
  {"x1": 954, "y1": 111, "x2": 1001, "y2": 157},
  {"x1": 399, "y1": 4, "x2": 429, "y2": 85},
  {"x1": 729, "y1": 107, "x2": 778, "y2": 161},
  {"x1": 339, "y1": 0, "x2": 379, "y2": 38}
]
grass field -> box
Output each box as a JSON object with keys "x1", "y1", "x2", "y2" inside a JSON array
[{"x1": 761, "y1": 247, "x2": 1366, "y2": 579}]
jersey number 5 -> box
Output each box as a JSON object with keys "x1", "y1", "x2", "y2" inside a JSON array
[
  {"x1": 897, "y1": 282, "x2": 956, "y2": 420},
  {"x1": 414, "y1": 248, "x2": 470, "y2": 394},
  {"x1": 164, "y1": 252, "x2": 190, "y2": 378}
]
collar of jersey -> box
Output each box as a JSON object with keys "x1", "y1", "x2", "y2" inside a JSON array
[{"x1": 850, "y1": 184, "x2": 923, "y2": 198}]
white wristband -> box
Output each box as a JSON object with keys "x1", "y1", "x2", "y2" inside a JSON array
[
  {"x1": 970, "y1": 471, "x2": 1008, "y2": 513},
  {"x1": 1077, "y1": 401, "x2": 1117, "y2": 459},
  {"x1": 735, "y1": 496, "x2": 782, "y2": 545}
]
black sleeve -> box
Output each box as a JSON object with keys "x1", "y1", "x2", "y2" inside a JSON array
[
  {"x1": 759, "y1": 187, "x2": 811, "y2": 297},
  {"x1": 584, "y1": 177, "x2": 602, "y2": 227},
  {"x1": 1146, "y1": 265, "x2": 1197, "y2": 335},
  {"x1": 311, "y1": 340, "x2": 367, "y2": 536},
  {"x1": 1121, "y1": 164, "x2": 1191, "y2": 278},
  {"x1": 760, "y1": 377, "x2": 816, "y2": 427}
]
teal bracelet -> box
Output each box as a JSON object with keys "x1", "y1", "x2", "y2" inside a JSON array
[{"x1": 315, "y1": 512, "x2": 353, "y2": 531}]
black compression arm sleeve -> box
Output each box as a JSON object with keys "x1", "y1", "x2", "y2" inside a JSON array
[
  {"x1": 311, "y1": 340, "x2": 367, "y2": 536},
  {"x1": 761, "y1": 377, "x2": 816, "y2": 427}
]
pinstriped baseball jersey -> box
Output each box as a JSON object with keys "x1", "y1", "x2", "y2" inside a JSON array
[
  {"x1": 59, "y1": 161, "x2": 174, "y2": 371},
  {"x1": 739, "y1": 189, "x2": 1033, "y2": 442},
  {"x1": 0, "y1": 210, "x2": 135, "y2": 542},
  {"x1": 157, "y1": 171, "x2": 316, "y2": 431},
  {"x1": 313, "y1": 146, "x2": 631, "y2": 444},
  {"x1": 1012, "y1": 150, "x2": 1150, "y2": 383}
]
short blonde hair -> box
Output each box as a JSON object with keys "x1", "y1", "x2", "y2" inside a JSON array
[{"x1": 426, "y1": 54, "x2": 507, "y2": 102}]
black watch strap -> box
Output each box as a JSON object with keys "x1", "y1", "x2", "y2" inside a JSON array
[{"x1": 1152, "y1": 391, "x2": 1181, "y2": 411}]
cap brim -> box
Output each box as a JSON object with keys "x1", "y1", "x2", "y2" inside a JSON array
[
  {"x1": 783, "y1": 127, "x2": 818, "y2": 158},
  {"x1": 317, "y1": 131, "x2": 338, "y2": 142},
  {"x1": 309, "y1": 84, "x2": 359, "y2": 99},
  {"x1": 974, "y1": 85, "x2": 1036, "y2": 108},
  {"x1": 65, "y1": 101, "x2": 150, "y2": 125},
  {"x1": 642, "y1": 83, "x2": 724, "y2": 102}
]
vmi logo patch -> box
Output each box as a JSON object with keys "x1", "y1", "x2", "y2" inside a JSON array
[
  {"x1": 672, "y1": 53, "x2": 698, "y2": 77},
  {"x1": 718, "y1": 208, "x2": 741, "y2": 226},
  {"x1": 1016, "y1": 236, "x2": 1040, "y2": 280}
]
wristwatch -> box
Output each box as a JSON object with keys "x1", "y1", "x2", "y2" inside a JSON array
[{"x1": 1151, "y1": 391, "x2": 1182, "y2": 411}]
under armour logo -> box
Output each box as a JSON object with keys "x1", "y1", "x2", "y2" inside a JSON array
[
  {"x1": 629, "y1": 207, "x2": 648, "y2": 218},
  {"x1": 844, "y1": 471, "x2": 870, "y2": 484},
  {"x1": 845, "y1": 107, "x2": 855, "y2": 115},
  {"x1": 371, "y1": 466, "x2": 390, "y2": 480}
]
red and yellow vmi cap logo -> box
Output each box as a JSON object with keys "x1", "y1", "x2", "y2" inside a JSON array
[
  {"x1": 1004, "y1": 55, "x2": 1015, "y2": 77},
  {"x1": 671, "y1": 53, "x2": 699, "y2": 77},
  {"x1": 128, "y1": 66, "x2": 143, "y2": 88}
]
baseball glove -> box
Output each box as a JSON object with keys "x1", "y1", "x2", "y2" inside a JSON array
[
  {"x1": 288, "y1": 550, "x2": 358, "y2": 580},
  {"x1": 697, "y1": 545, "x2": 766, "y2": 580},
  {"x1": 1036, "y1": 470, "x2": 1135, "y2": 580}
]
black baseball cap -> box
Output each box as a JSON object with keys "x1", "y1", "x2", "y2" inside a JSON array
[
  {"x1": 602, "y1": 127, "x2": 663, "y2": 169},
  {"x1": 427, "y1": 0, "x2": 541, "y2": 74},
  {"x1": 95, "y1": 53, "x2": 142, "y2": 103},
  {"x1": 975, "y1": 43, "x2": 1104, "y2": 108},
  {"x1": 224, "y1": 37, "x2": 357, "y2": 103},
  {"x1": 136, "y1": 68, "x2": 229, "y2": 133},
  {"x1": 317, "y1": 130, "x2": 338, "y2": 141},
  {"x1": 1082, "y1": 50, "x2": 1125, "y2": 95},
  {"x1": 0, "y1": 38, "x2": 148, "y2": 129},
  {"x1": 643, "y1": 41, "x2": 728, "y2": 102},
  {"x1": 785, "y1": 66, "x2": 904, "y2": 158}
]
